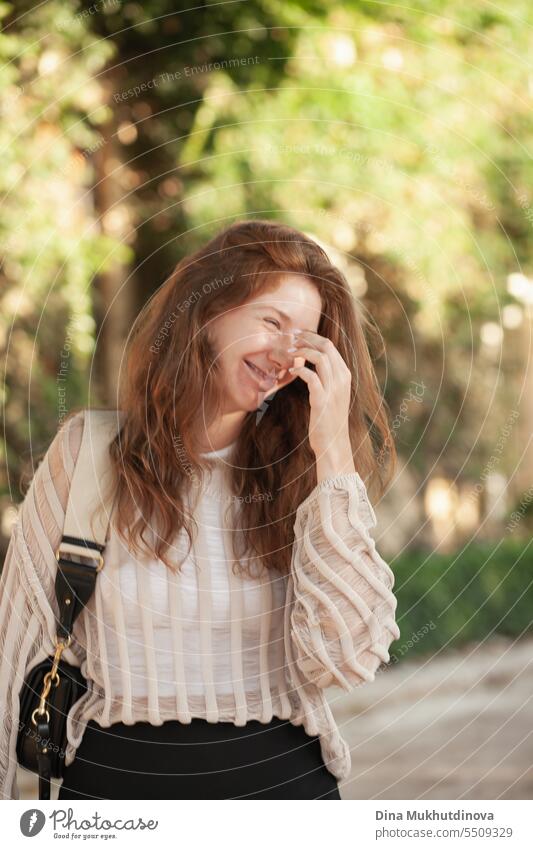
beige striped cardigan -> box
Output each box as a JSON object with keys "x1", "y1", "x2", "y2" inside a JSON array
[{"x1": 0, "y1": 410, "x2": 400, "y2": 799}]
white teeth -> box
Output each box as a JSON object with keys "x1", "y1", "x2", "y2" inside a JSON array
[
  {"x1": 245, "y1": 360, "x2": 277, "y2": 384},
  {"x1": 246, "y1": 361, "x2": 267, "y2": 379}
]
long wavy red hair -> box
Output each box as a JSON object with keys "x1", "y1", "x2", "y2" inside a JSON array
[{"x1": 68, "y1": 219, "x2": 396, "y2": 578}]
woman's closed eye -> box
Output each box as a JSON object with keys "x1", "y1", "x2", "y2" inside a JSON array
[{"x1": 264, "y1": 317, "x2": 281, "y2": 329}]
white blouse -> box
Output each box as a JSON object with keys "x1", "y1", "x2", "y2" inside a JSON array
[{"x1": 109, "y1": 440, "x2": 288, "y2": 703}]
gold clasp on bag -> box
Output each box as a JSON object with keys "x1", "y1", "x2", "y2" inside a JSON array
[
  {"x1": 55, "y1": 545, "x2": 104, "y2": 572},
  {"x1": 31, "y1": 635, "x2": 72, "y2": 727}
]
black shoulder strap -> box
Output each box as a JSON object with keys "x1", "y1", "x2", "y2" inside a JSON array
[{"x1": 54, "y1": 409, "x2": 125, "y2": 641}]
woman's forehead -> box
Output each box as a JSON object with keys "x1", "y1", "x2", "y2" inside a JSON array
[{"x1": 246, "y1": 277, "x2": 322, "y2": 324}]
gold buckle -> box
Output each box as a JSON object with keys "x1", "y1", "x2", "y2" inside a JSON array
[{"x1": 56, "y1": 545, "x2": 104, "y2": 571}]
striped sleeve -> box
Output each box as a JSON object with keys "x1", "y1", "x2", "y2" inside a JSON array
[
  {"x1": 0, "y1": 411, "x2": 85, "y2": 799},
  {"x1": 287, "y1": 472, "x2": 400, "y2": 692}
]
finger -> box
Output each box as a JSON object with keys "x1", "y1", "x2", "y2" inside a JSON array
[
  {"x1": 274, "y1": 360, "x2": 304, "y2": 388},
  {"x1": 289, "y1": 345, "x2": 332, "y2": 388},
  {"x1": 293, "y1": 329, "x2": 330, "y2": 350},
  {"x1": 288, "y1": 363, "x2": 324, "y2": 396},
  {"x1": 292, "y1": 331, "x2": 344, "y2": 370}
]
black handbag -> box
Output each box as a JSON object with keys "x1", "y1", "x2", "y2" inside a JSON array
[{"x1": 15, "y1": 410, "x2": 124, "y2": 800}]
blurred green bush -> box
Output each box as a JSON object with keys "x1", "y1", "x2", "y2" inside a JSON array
[{"x1": 390, "y1": 537, "x2": 533, "y2": 662}]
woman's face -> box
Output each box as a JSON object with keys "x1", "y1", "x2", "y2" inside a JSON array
[{"x1": 207, "y1": 273, "x2": 323, "y2": 413}]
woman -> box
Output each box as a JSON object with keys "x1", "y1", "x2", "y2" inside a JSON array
[{"x1": 0, "y1": 218, "x2": 400, "y2": 800}]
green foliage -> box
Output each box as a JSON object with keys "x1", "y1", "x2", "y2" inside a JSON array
[
  {"x1": 1, "y1": 0, "x2": 531, "y2": 571},
  {"x1": 0, "y1": 0, "x2": 132, "y2": 511},
  {"x1": 391, "y1": 538, "x2": 533, "y2": 662}
]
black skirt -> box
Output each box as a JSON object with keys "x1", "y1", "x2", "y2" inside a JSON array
[{"x1": 58, "y1": 716, "x2": 342, "y2": 800}]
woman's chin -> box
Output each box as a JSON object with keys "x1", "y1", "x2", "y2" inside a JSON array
[
  {"x1": 261, "y1": 383, "x2": 279, "y2": 401},
  {"x1": 235, "y1": 383, "x2": 277, "y2": 412},
  {"x1": 232, "y1": 371, "x2": 290, "y2": 410}
]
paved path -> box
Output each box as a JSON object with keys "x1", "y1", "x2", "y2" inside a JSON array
[
  {"x1": 16, "y1": 634, "x2": 532, "y2": 800},
  {"x1": 333, "y1": 634, "x2": 533, "y2": 800}
]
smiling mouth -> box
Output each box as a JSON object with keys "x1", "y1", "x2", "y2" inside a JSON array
[{"x1": 244, "y1": 359, "x2": 277, "y2": 389}]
